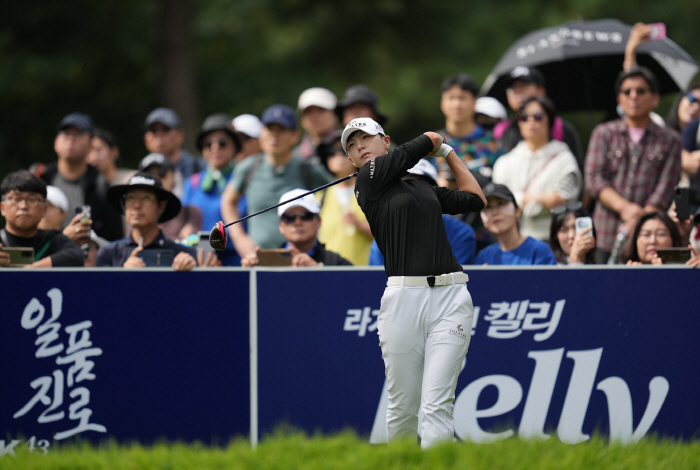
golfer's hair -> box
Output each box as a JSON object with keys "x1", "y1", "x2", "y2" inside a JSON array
[
  {"x1": 441, "y1": 73, "x2": 479, "y2": 96},
  {"x1": 615, "y1": 66, "x2": 660, "y2": 96},
  {"x1": 518, "y1": 96, "x2": 557, "y2": 138},
  {"x1": 0, "y1": 170, "x2": 47, "y2": 199},
  {"x1": 620, "y1": 211, "x2": 681, "y2": 263}
]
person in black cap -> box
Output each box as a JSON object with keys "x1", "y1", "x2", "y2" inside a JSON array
[
  {"x1": 95, "y1": 172, "x2": 197, "y2": 270},
  {"x1": 493, "y1": 66, "x2": 583, "y2": 169},
  {"x1": 335, "y1": 84, "x2": 388, "y2": 127},
  {"x1": 36, "y1": 112, "x2": 124, "y2": 243},
  {"x1": 143, "y1": 107, "x2": 205, "y2": 198},
  {"x1": 475, "y1": 183, "x2": 556, "y2": 265}
]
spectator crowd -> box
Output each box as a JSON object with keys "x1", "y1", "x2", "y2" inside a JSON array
[{"x1": 2, "y1": 23, "x2": 699, "y2": 270}]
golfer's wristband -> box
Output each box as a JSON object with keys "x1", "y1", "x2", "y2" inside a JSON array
[{"x1": 436, "y1": 143, "x2": 453, "y2": 159}]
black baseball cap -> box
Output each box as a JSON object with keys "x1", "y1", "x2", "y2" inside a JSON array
[
  {"x1": 57, "y1": 112, "x2": 94, "y2": 135},
  {"x1": 507, "y1": 66, "x2": 545, "y2": 89},
  {"x1": 482, "y1": 182, "x2": 518, "y2": 209},
  {"x1": 145, "y1": 107, "x2": 182, "y2": 130},
  {"x1": 139, "y1": 152, "x2": 174, "y2": 173}
]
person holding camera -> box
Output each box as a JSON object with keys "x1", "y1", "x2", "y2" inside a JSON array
[
  {"x1": 548, "y1": 202, "x2": 596, "y2": 265},
  {"x1": 95, "y1": 172, "x2": 197, "y2": 271},
  {"x1": 1, "y1": 170, "x2": 84, "y2": 267}
]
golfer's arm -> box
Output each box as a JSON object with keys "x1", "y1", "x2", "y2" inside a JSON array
[
  {"x1": 445, "y1": 150, "x2": 486, "y2": 205},
  {"x1": 220, "y1": 184, "x2": 246, "y2": 240}
]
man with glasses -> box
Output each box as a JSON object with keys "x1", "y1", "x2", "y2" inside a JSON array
[
  {"x1": 143, "y1": 107, "x2": 205, "y2": 199},
  {"x1": 585, "y1": 66, "x2": 682, "y2": 264},
  {"x1": 241, "y1": 189, "x2": 351, "y2": 267},
  {"x1": 95, "y1": 172, "x2": 196, "y2": 270},
  {"x1": 0, "y1": 170, "x2": 84, "y2": 267}
]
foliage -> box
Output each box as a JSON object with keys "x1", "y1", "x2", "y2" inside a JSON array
[
  {"x1": 2, "y1": 431, "x2": 700, "y2": 470},
  {"x1": 1, "y1": 0, "x2": 698, "y2": 177}
]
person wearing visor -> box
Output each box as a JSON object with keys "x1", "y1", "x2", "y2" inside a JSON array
[
  {"x1": 95, "y1": 172, "x2": 197, "y2": 270},
  {"x1": 241, "y1": 188, "x2": 352, "y2": 267},
  {"x1": 342, "y1": 117, "x2": 485, "y2": 448}
]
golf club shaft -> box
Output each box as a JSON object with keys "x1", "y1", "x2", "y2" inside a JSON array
[{"x1": 222, "y1": 172, "x2": 358, "y2": 228}]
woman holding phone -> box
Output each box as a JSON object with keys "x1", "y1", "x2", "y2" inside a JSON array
[{"x1": 548, "y1": 202, "x2": 596, "y2": 265}]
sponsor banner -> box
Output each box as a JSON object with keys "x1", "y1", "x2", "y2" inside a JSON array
[
  {"x1": 0, "y1": 270, "x2": 250, "y2": 451},
  {"x1": 256, "y1": 267, "x2": 700, "y2": 443}
]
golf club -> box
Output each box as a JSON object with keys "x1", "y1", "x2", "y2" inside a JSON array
[{"x1": 210, "y1": 172, "x2": 358, "y2": 250}]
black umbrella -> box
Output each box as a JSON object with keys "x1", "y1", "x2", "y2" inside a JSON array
[{"x1": 480, "y1": 18, "x2": 698, "y2": 112}]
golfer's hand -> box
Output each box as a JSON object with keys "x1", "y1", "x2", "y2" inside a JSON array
[
  {"x1": 241, "y1": 247, "x2": 260, "y2": 267},
  {"x1": 123, "y1": 246, "x2": 146, "y2": 268},
  {"x1": 290, "y1": 248, "x2": 319, "y2": 267},
  {"x1": 197, "y1": 249, "x2": 221, "y2": 267},
  {"x1": 172, "y1": 252, "x2": 196, "y2": 271},
  {"x1": 0, "y1": 243, "x2": 10, "y2": 267},
  {"x1": 64, "y1": 213, "x2": 91, "y2": 246}
]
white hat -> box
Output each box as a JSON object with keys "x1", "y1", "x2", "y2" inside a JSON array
[
  {"x1": 407, "y1": 159, "x2": 438, "y2": 185},
  {"x1": 277, "y1": 188, "x2": 321, "y2": 217},
  {"x1": 297, "y1": 87, "x2": 337, "y2": 112},
  {"x1": 45, "y1": 185, "x2": 69, "y2": 213},
  {"x1": 474, "y1": 97, "x2": 507, "y2": 120},
  {"x1": 232, "y1": 114, "x2": 263, "y2": 139},
  {"x1": 341, "y1": 118, "x2": 385, "y2": 153}
]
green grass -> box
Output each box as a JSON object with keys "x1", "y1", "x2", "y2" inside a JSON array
[{"x1": 2, "y1": 430, "x2": 699, "y2": 470}]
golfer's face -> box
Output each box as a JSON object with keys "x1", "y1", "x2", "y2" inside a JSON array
[{"x1": 345, "y1": 132, "x2": 390, "y2": 168}]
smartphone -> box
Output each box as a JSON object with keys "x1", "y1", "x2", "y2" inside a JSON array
[
  {"x1": 0, "y1": 247, "x2": 35, "y2": 266},
  {"x1": 138, "y1": 249, "x2": 175, "y2": 267},
  {"x1": 76, "y1": 205, "x2": 91, "y2": 224},
  {"x1": 674, "y1": 187, "x2": 691, "y2": 220},
  {"x1": 656, "y1": 248, "x2": 691, "y2": 264},
  {"x1": 575, "y1": 216, "x2": 593, "y2": 236},
  {"x1": 256, "y1": 249, "x2": 292, "y2": 267},
  {"x1": 648, "y1": 23, "x2": 666, "y2": 40},
  {"x1": 197, "y1": 231, "x2": 214, "y2": 254}
]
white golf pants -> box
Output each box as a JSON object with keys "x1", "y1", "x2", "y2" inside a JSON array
[{"x1": 377, "y1": 277, "x2": 473, "y2": 448}]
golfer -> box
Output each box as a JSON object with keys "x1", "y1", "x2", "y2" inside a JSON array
[{"x1": 342, "y1": 118, "x2": 486, "y2": 447}]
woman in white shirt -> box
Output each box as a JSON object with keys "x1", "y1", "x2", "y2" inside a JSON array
[{"x1": 492, "y1": 96, "x2": 582, "y2": 240}]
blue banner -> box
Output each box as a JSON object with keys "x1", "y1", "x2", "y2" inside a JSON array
[
  {"x1": 255, "y1": 267, "x2": 700, "y2": 444},
  {"x1": 0, "y1": 270, "x2": 250, "y2": 451}
]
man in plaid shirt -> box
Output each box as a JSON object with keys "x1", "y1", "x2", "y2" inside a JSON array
[{"x1": 585, "y1": 67, "x2": 682, "y2": 263}]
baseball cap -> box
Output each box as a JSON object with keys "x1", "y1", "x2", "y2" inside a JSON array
[
  {"x1": 262, "y1": 104, "x2": 297, "y2": 130},
  {"x1": 145, "y1": 107, "x2": 182, "y2": 129},
  {"x1": 139, "y1": 152, "x2": 174, "y2": 173},
  {"x1": 336, "y1": 84, "x2": 388, "y2": 125},
  {"x1": 475, "y1": 97, "x2": 508, "y2": 120},
  {"x1": 232, "y1": 114, "x2": 263, "y2": 138},
  {"x1": 57, "y1": 112, "x2": 94, "y2": 135},
  {"x1": 341, "y1": 118, "x2": 385, "y2": 153},
  {"x1": 298, "y1": 87, "x2": 337, "y2": 112},
  {"x1": 407, "y1": 160, "x2": 438, "y2": 185},
  {"x1": 277, "y1": 188, "x2": 321, "y2": 217},
  {"x1": 507, "y1": 66, "x2": 545, "y2": 88},
  {"x1": 45, "y1": 185, "x2": 69, "y2": 213},
  {"x1": 482, "y1": 182, "x2": 518, "y2": 209}
]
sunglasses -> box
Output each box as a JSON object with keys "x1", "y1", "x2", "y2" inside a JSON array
[
  {"x1": 686, "y1": 93, "x2": 700, "y2": 105},
  {"x1": 620, "y1": 87, "x2": 650, "y2": 96},
  {"x1": 518, "y1": 112, "x2": 544, "y2": 122},
  {"x1": 280, "y1": 211, "x2": 316, "y2": 224},
  {"x1": 203, "y1": 138, "x2": 229, "y2": 149},
  {"x1": 550, "y1": 201, "x2": 583, "y2": 215}
]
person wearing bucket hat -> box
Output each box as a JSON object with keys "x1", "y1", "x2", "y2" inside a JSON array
[
  {"x1": 182, "y1": 113, "x2": 242, "y2": 266},
  {"x1": 343, "y1": 117, "x2": 486, "y2": 448},
  {"x1": 96, "y1": 172, "x2": 197, "y2": 270},
  {"x1": 475, "y1": 182, "x2": 556, "y2": 266},
  {"x1": 335, "y1": 84, "x2": 388, "y2": 127}
]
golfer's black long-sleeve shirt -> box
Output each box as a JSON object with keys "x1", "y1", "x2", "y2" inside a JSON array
[{"x1": 354, "y1": 135, "x2": 484, "y2": 277}]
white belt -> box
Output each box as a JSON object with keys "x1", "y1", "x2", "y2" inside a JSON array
[{"x1": 387, "y1": 272, "x2": 469, "y2": 287}]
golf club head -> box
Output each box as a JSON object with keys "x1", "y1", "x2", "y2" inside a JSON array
[{"x1": 210, "y1": 222, "x2": 227, "y2": 251}]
